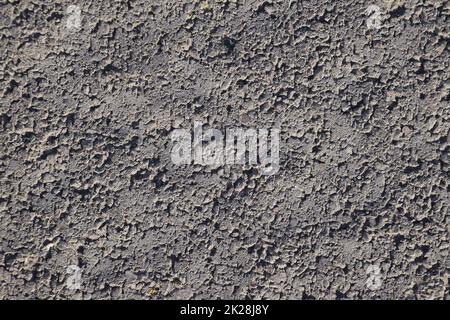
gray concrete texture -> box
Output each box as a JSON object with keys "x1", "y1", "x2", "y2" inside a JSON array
[{"x1": 0, "y1": 0, "x2": 449, "y2": 299}]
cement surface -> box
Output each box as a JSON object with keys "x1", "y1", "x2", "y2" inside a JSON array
[{"x1": 0, "y1": 0, "x2": 449, "y2": 299}]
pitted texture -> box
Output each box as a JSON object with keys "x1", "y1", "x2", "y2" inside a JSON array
[{"x1": 0, "y1": 0, "x2": 449, "y2": 299}]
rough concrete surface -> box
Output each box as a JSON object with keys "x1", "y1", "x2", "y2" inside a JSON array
[{"x1": 0, "y1": 0, "x2": 449, "y2": 300}]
